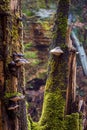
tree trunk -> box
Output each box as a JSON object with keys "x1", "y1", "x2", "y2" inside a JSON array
[
  {"x1": 39, "y1": 1, "x2": 70, "y2": 128},
  {"x1": 31, "y1": 0, "x2": 81, "y2": 130},
  {"x1": 0, "y1": 1, "x2": 27, "y2": 130},
  {"x1": 66, "y1": 26, "x2": 77, "y2": 114}
]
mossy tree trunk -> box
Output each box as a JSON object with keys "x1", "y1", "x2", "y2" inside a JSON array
[
  {"x1": 0, "y1": 0, "x2": 27, "y2": 130},
  {"x1": 31, "y1": 0, "x2": 81, "y2": 130},
  {"x1": 39, "y1": 0, "x2": 69, "y2": 129}
]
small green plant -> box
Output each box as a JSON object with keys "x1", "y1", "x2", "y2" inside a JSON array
[
  {"x1": 31, "y1": 59, "x2": 40, "y2": 66},
  {"x1": 24, "y1": 42, "x2": 33, "y2": 50},
  {"x1": 23, "y1": 9, "x2": 35, "y2": 17},
  {"x1": 42, "y1": 21, "x2": 51, "y2": 31},
  {"x1": 24, "y1": 51, "x2": 37, "y2": 59}
]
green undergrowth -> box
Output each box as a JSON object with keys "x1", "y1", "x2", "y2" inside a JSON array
[
  {"x1": 30, "y1": 59, "x2": 40, "y2": 66},
  {"x1": 37, "y1": 20, "x2": 52, "y2": 38},
  {"x1": 24, "y1": 50, "x2": 40, "y2": 66},
  {"x1": 65, "y1": 113, "x2": 81, "y2": 130},
  {"x1": 24, "y1": 42, "x2": 33, "y2": 51},
  {"x1": 23, "y1": 9, "x2": 35, "y2": 17},
  {"x1": 24, "y1": 51, "x2": 38, "y2": 59},
  {"x1": 41, "y1": 21, "x2": 51, "y2": 31}
]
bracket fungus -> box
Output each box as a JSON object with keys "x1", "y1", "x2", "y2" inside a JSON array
[
  {"x1": 12, "y1": 52, "x2": 24, "y2": 59},
  {"x1": 15, "y1": 58, "x2": 29, "y2": 66},
  {"x1": 8, "y1": 104, "x2": 19, "y2": 110},
  {"x1": 50, "y1": 46, "x2": 64, "y2": 56},
  {"x1": 9, "y1": 95, "x2": 25, "y2": 102}
]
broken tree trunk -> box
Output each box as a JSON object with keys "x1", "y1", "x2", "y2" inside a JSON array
[
  {"x1": 0, "y1": 1, "x2": 27, "y2": 130},
  {"x1": 65, "y1": 26, "x2": 77, "y2": 114}
]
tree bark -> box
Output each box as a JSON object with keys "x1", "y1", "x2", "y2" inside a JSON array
[
  {"x1": 65, "y1": 26, "x2": 77, "y2": 114},
  {"x1": 0, "y1": 1, "x2": 27, "y2": 130},
  {"x1": 32, "y1": 0, "x2": 70, "y2": 129}
]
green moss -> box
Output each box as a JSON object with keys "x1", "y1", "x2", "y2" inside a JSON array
[
  {"x1": 30, "y1": 49, "x2": 67, "y2": 130},
  {"x1": 0, "y1": 0, "x2": 10, "y2": 12},
  {"x1": 30, "y1": 59, "x2": 40, "y2": 66},
  {"x1": 30, "y1": 112, "x2": 82, "y2": 130},
  {"x1": 35, "y1": 53, "x2": 68, "y2": 130},
  {"x1": 27, "y1": 117, "x2": 31, "y2": 130},
  {"x1": 31, "y1": 122, "x2": 40, "y2": 130},
  {"x1": 39, "y1": 90, "x2": 65, "y2": 130},
  {"x1": 57, "y1": 14, "x2": 67, "y2": 37},
  {"x1": 23, "y1": 10, "x2": 35, "y2": 17},
  {"x1": 26, "y1": 104, "x2": 32, "y2": 130},
  {"x1": 6, "y1": 15, "x2": 23, "y2": 53},
  {"x1": 24, "y1": 51, "x2": 38, "y2": 59},
  {"x1": 42, "y1": 21, "x2": 51, "y2": 31},
  {"x1": 65, "y1": 113, "x2": 80, "y2": 130},
  {"x1": 11, "y1": 25, "x2": 19, "y2": 41},
  {"x1": 24, "y1": 42, "x2": 33, "y2": 51},
  {"x1": 53, "y1": 15, "x2": 67, "y2": 39},
  {"x1": 79, "y1": 113, "x2": 82, "y2": 130},
  {"x1": 4, "y1": 92, "x2": 22, "y2": 98}
]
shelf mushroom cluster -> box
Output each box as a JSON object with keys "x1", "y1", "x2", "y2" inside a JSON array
[
  {"x1": 7, "y1": 52, "x2": 29, "y2": 110},
  {"x1": 8, "y1": 52, "x2": 30, "y2": 76},
  {"x1": 8, "y1": 95, "x2": 25, "y2": 110}
]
